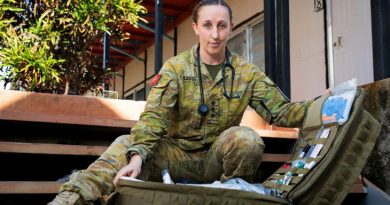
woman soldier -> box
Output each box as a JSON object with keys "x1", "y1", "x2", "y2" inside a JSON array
[{"x1": 49, "y1": 0, "x2": 328, "y2": 204}]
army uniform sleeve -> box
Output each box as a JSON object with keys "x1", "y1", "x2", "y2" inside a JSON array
[
  {"x1": 126, "y1": 61, "x2": 179, "y2": 164},
  {"x1": 249, "y1": 70, "x2": 314, "y2": 128}
]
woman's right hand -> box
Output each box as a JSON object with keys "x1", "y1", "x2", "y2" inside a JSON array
[{"x1": 113, "y1": 155, "x2": 143, "y2": 186}]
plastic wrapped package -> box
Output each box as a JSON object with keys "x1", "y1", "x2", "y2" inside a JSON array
[{"x1": 322, "y1": 78, "x2": 357, "y2": 125}]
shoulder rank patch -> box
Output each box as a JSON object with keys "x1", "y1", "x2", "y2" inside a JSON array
[{"x1": 150, "y1": 75, "x2": 162, "y2": 86}]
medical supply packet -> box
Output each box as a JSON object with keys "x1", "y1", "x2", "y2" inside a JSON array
[{"x1": 322, "y1": 78, "x2": 357, "y2": 125}]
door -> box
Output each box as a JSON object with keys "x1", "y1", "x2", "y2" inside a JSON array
[{"x1": 331, "y1": 0, "x2": 374, "y2": 86}]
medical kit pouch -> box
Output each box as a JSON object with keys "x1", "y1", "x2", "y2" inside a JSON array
[
  {"x1": 262, "y1": 87, "x2": 380, "y2": 205},
  {"x1": 108, "y1": 88, "x2": 380, "y2": 205}
]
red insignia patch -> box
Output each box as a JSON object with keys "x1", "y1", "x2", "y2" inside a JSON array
[{"x1": 150, "y1": 75, "x2": 161, "y2": 86}]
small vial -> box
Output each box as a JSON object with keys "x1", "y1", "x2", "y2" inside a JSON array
[{"x1": 162, "y1": 169, "x2": 174, "y2": 184}]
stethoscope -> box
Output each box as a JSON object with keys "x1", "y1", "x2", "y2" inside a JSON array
[{"x1": 197, "y1": 47, "x2": 240, "y2": 116}]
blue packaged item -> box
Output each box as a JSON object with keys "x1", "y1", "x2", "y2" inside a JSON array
[{"x1": 321, "y1": 78, "x2": 357, "y2": 125}]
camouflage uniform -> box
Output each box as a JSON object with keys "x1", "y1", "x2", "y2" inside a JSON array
[{"x1": 59, "y1": 44, "x2": 313, "y2": 204}]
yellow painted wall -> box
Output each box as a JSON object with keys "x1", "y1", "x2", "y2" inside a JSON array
[
  {"x1": 177, "y1": 17, "x2": 198, "y2": 54},
  {"x1": 163, "y1": 30, "x2": 175, "y2": 64},
  {"x1": 113, "y1": 69, "x2": 123, "y2": 99},
  {"x1": 145, "y1": 30, "x2": 176, "y2": 78},
  {"x1": 123, "y1": 29, "x2": 176, "y2": 98},
  {"x1": 226, "y1": 0, "x2": 264, "y2": 25},
  {"x1": 123, "y1": 52, "x2": 145, "y2": 97},
  {"x1": 146, "y1": 45, "x2": 155, "y2": 79}
]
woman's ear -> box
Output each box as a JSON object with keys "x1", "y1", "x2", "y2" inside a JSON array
[
  {"x1": 229, "y1": 23, "x2": 234, "y2": 35},
  {"x1": 192, "y1": 22, "x2": 199, "y2": 35}
]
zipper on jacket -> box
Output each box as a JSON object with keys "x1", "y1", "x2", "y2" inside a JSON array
[{"x1": 287, "y1": 100, "x2": 364, "y2": 203}]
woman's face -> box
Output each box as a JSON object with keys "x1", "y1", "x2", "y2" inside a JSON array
[{"x1": 192, "y1": 5, "x2": 233, "y2": 58}]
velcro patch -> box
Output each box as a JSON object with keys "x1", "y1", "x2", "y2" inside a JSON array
[{"x1": 150, "y1": 75, "x2": 161, "y2": 86}]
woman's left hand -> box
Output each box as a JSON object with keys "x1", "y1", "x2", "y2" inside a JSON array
[{"x1": 113, "y1": 155, "x2": 143, "y2": 187}]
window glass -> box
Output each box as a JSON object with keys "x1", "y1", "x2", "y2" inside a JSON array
[
  {"x1": 126, "y1": 93, "x2": 134, "y2": 100},
  {"x1": 227, "y1": 30, "x2": 247, "y2": 58},
  {"x1": 135, "y1": 87, "x2": 146, "y2": 101},
  {"x1": 227, "y1": 20, "x2": 265, "y2": 72},
  {"x1": 249, "y1": 21, "x2": 265, "y2": 71}
]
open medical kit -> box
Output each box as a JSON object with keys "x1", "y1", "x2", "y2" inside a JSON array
[{"x1": 108, "y1": 87, "x2": 380, "y2": 205}]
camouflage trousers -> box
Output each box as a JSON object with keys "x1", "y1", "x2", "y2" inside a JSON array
[{"x1": 60, "y1": 126, "x2": 265, "y2": 204}]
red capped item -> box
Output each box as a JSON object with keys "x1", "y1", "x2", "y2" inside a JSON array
[
  {"x1": 150, "y1": 75, "x2": 162, "y2": 86},
  {"x1": 282, "y1": 164, "x2": 292, "y2": 169}
]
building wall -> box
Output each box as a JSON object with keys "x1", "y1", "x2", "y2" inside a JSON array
[
  {"x1": 176, "y1": 17, "x2": 198, "y2": 54},
  {"x1": 146, "y1": 45, "x2": 155, "y2": 79},
  {"x1": 112, "y1": 69, "x2": 123, "y2": 99},
  {"x1": 123, "y1": 52, "x2": 145, "y2": 97},
  {"x1": 289, "y1": 0, "x2": 327, "y2": 101},
  {"x1": 226, "y1": 0, "x2": 264, "y2": 25},
  {"x1": 163, "y1": 30, "x2": 175, "y2": 66},
  {"x1": 120, "y1": 30, "x2": 177, "y2": 98}
]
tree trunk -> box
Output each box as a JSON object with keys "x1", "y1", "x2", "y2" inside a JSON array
[{"x1": 63, "y1": 65, "x2": 71, "y2": 95}]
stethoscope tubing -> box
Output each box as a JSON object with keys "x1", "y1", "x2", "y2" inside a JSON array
[{"x1": 196, "y1": 47, "x2": 240, "y2": 116}]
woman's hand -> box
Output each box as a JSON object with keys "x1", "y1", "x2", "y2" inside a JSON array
[
  {"x1": 113, "y1": 155, "x2": 143, "y2": 186},
  {"x1": 324, "y1": 87, "x2": 333, "y2": 95}
]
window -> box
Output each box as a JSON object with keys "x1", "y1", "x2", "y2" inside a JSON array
[
  {"x1": 126, "y1": 89, "x2": 145, "y2": 101},
  {"x1": 249, "y1": 22, "x2": 265, "y2": 70},
  {"x1": 126, "y1": 93, "x2": 134, "y2": 100},
  {"x1": 135, "y1": 87, "x2": 146, "y2": 101},
  {"x1": 227, "y1": 31, "x2": 247, "y2": 57},
  {"x1": 227, "y1": 17, "x2": 265, "y2": 71},
  {"x1": 125, "y1": 80, "x2": 151, "y2": 101}
]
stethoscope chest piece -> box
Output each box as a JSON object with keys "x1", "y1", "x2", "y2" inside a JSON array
[
  {"x1": 196, "y1": 47, "x2": 240, "y2": 116},
  {"x1": 198, "y1": 104, "x2": 209, "y2": 116}
]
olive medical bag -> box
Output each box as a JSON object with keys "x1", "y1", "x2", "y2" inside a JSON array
[{"x1": 109, "y1": 88, "x2": 380, "y2": 205}]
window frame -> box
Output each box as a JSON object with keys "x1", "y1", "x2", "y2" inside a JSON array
[
  {"x1": 228, "y1": 15, "x2": 265, "y2": 69},
  {"x1": 124, "y1": 78, "x2": 153, "y2": 101}
]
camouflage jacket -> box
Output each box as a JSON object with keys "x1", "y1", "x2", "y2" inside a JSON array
[{"x1": 127, "y1": 44, "x2": 313, "y2": 163}]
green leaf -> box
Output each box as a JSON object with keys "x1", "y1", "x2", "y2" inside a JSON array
[
  {"x1": 0, "y1": 20, "x2": 16, "y2": 24},
  {"x1": 63, "y1": 18, "x2": 73, "y2": 22},
  {"x1": 2, "y1": 7, "x2": 24, "y2": 12},
  {"x1": 22, "y1": 64, "x2": 31, "y2": 73},
  {"x1": 40, "y1": 9, "x2": 52, "y2": 20},
  {"x1": 0, "y1": 0, "x2": 147, "y2": 94},
  {"x1": 82, "y1": 15, "x2": 90, "y2": 26},
  {"x1": 100, "y1": 27, "x2": 111, "y2": 35},
  {"x1": 3, "y1": 0, "x2": 18, "y2": 3}
]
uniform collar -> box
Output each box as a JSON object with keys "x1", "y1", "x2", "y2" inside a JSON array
[
  {"x1": 189, "y1": 44, "x2": 238, "y2": 91},
  {"x1": 189, "y1": 44, "x2": 234, "y2": 67}
]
